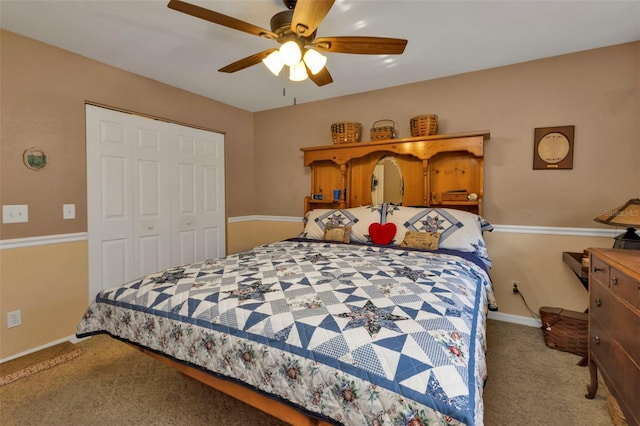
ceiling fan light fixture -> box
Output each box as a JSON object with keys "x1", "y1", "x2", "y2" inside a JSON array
[
  {"x1": 289, "y1": 61, "x2": 308, "y2": 82},
  {"x1": 303, "y1": 49, "x2": 327, "y2": 75},
  {"x1": 279, "y1": 40, "x2": 302, "y2": 66},
  {"x1": 262, "y1": 50, "x2": 284, "y2": 76}
]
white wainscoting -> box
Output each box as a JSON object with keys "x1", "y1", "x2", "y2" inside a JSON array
[{"x1": 0, "y1": 221, "x2": 618, "y2": 250}]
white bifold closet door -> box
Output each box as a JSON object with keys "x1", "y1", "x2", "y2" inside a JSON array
[{"x1": 86, "y1": 104, "x2": 225, "y2": 301}]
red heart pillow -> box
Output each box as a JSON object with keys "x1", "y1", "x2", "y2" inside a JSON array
[{"x1": 368, "y1": 223, "x2": 397, "y2": 245}]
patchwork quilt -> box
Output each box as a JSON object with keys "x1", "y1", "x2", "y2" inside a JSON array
[{"x1": 77, "y1": 239, "x2": 496, "y2": 426}]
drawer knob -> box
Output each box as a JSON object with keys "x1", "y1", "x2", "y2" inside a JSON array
[
  {"x1": 593, "y1": 267, "x2": 603, "y2": 273},
  {"x1": 594, "y1": 298, "x2": 602, "y2": 307},
  {"x1": 611, "y1": 277, "x2": 618, "y2": 285},
  {"x1": 593, "y1": 336, "x2": 600, "y2": 345}
]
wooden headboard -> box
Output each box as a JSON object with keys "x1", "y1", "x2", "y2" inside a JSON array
[{"x1": 301, "y1": 130, "x2": 489, "y2": 215}]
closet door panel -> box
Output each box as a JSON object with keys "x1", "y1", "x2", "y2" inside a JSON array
[
  {"x1": 200, "y1": 133, "x2": 225, "y2": 260},
  {"x1": 101, "y1": 239, "x2": 129, "y2": 290},
  {"x1": 87, "y1": 106, "x2": 135, "y2": 300},
  {"x1": 175, "y1": 157, "x2": 197, "y2": 265},
  {"x1": 171, "y1": 127, "x2": 225, "y2": 265},
  {"x1": 87, "y1": 105, "x2": 225, "y2": 302},
  {"x1": 178, "y1": 230, "x2": 197, "y2": 266},
  {"x1": 132, "y1": 118, "x2": 171, "y2": 278},
  {"x1": 173, "y1": 146, "x2": 197, "y2": 264}
]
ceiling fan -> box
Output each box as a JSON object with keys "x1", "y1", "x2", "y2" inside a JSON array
[{"x1": 167, "y1": 0, "x2": 408, "y2": 86}]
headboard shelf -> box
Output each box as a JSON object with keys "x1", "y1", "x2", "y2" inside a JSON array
[
  {"x1": 301, "y1": 130, "x2": 489, "y2": 215},
  {"x1": 301, "y1": 130, "x2": 489, "y2": 166}
]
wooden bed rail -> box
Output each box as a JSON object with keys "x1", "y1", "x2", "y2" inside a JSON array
[{"x1": 129, "y1": 344, "x2": 334, "y2": 426}]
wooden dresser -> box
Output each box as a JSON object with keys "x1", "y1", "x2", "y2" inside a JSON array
[{"x1": 586, "y1": 248, "x2": 640, "y2": 426}]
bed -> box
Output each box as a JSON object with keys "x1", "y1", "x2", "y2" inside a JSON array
[{"x1": 77, "y1": 204, "x2": 497, "y2": 426}]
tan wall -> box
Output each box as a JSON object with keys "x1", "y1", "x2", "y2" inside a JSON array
[
  {"x1": 254, "y1": 42, "x2": 640, "y2": 224},
  {"x1": 485, "y1": 232, "x2": 612, "y2": 319},
  {"x1": 0, "y1": 29, "x2": 256, "y2": 242},
  {"x1": 226, "y1": 219, "x2": 303, "y2": 254},
  {"x1": 1, "y1": 29, "x2": 639, "y2": 359},
  {"x1": 0, "y1": 241, "x2": 88, "y2": 358},
  {"x1": 0, "y1": 30, "x2": 256, "y2": 359}
]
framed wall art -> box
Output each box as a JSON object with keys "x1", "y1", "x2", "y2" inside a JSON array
[
  {"x1": 23, "y1": 147, "x2": 48, "y2": 171},
  {"x1": 533, "y1": 125, "x2": 574, "y2": 170}
]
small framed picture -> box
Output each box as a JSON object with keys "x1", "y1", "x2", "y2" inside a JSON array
[
  {"x1": 533, "y1": 126, "x2": 574, "y2": 170},
  {"x1": 23, "y1": 148, "x2": 48, "y2": 171}
]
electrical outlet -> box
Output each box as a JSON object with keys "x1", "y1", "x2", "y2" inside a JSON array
[
  {"x1": 63, "y1": 204, "x2": 76, "y2": 220},
  {"x1": 7, "y1": 310, "x2": 22, "y2": 328},
  {"x1": 512, "y1": 282, "x2": 519, "y2": 294}
]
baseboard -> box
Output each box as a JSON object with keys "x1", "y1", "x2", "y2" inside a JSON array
[
  {"x1": 488, "y1": 311, "x2": 541, "y2": 328},
  {"x1": 0, "y1": 334, "x2": 81, "y2": 364}
]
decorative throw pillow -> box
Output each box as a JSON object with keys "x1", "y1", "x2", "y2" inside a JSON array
[
  {"x1": 300, "y1": 205, "x2": 384, "y2": 243},
  {"x1": 323, "y1": 225, "x2": 351, "y2": 243},
  {"x1": 368, "y1": 222, "x2": 397, "y2": 245},
  {"x1": 400, "y1": 231, "x2": 440, "y2": 250}
]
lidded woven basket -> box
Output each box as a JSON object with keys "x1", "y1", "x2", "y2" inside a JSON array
[
  {"x1": 331, "y1": 122, "x2": 362, "y2": 144},
  {"x1": 410, "y1": 114, "x2": 438, "y2": 137},
  {"x1": 606, "y1": 393, "x2": 627, "y2": 426},
  {"x1": 539, "y1": 306, "x2": 588, "y2": 358},
  {"x1": 370, "y1": 119, "x2": 397, "y2": 141}
]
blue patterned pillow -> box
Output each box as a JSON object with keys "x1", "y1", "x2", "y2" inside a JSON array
[
  {"x1": 301, "y1": 205, "x2": 384, "y2": 243},
  {"x1": 383, "y1": 205, "x2": 493, "y2": 266}
]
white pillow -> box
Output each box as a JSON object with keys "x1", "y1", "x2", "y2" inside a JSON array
[
  {"x1": 383, "y1": 205, "x2": 493, "y2": 266},
  {"x1": 300, "y1": 205, "x2": 384, "y2": 243}
]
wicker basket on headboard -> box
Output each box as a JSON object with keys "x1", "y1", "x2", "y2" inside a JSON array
[
  {"x1": 331, "y1": 122, "x2": 362, "y2": 144},
  {"x1": 410, "y1": 114, "x2": 438, "y2": 137}
]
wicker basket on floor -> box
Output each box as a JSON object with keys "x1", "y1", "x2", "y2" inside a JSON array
[
  {"x1": 410, "y1": 114, "x2": 438, "y2": 137},
  {"x1": 607, "y1": 394, "x2": 628, "y2": 426},
  {"x1": 539, "y1": 306, "x2": 588, "y2": 358},
  {"x1": 331, "y1": 122, "x2": 362, "y2": 144}
]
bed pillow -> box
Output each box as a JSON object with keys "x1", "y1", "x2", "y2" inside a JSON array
[
  {"x1": 383, "y1": 204, "x2": 492, "y2": 266},
  {"x1": 301, "y1": 205, "x2": 383, "y2": 243}
]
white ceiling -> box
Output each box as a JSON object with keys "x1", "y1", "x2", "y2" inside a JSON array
[{"x1": 2, "y1": 0, "x2": 639, "y2": 112}]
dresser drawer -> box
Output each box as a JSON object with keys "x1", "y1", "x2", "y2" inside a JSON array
[
  {"x1": 589, "y1": 255, "x2": 609, "y2": 288},
  {"x1": 589, "y1": 281, "x2": 612, "y2": 330},
  {"x1": 610, "y1": 266, "x2": 640, "y2": 311},
  {"x1": 589, "y1": 316, "x2": 610, "y2": 364},
  {"x1": 589, "y1": 319, "x2": 640, "y2": 424},
  {"x1": 609, "y1": 294, "x2": 640, "y2": 367}
]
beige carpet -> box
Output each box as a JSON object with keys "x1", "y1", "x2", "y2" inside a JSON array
[
  {"x1": 0, "y1": 319, "x2": 612, "y2": 425},
  {"x1": 0, "y1": 342, "x2": 81, "y2": 386}
]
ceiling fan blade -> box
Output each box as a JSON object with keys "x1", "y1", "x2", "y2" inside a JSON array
[
  {"x1": 168, "y1": 0, "x2": 277, "y2": 39},
  {"x1": 314, "y1": 36, "x2": 407, "y2": 55},
  {"x1": 291, "y1": 0, "x2": 335, "y2": 37},
  {"x1": 305, "y1": 64, "x2": 333, "y2": 87},
  {"x1": 219, "y1": 49, "x2": 278, "y2": 73}
]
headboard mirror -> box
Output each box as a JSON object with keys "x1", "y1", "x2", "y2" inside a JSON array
[{"x1": 371, "y1": 155, "x2": 404, "y2": 205}]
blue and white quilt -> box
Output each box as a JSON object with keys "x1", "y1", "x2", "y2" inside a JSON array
[{"x1": 77, "y1": 239, "x2": 496, "y2": 426}]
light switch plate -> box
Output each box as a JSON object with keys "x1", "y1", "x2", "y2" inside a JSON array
[
  {"x1": 63, "y1": 204, "x2": 76, "y2": 220},
  {"x1": 2, "y1": 205, "x2": 29, "y2": 224}
]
